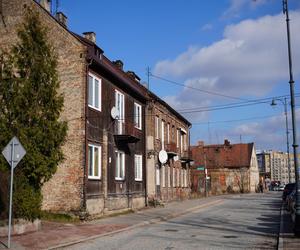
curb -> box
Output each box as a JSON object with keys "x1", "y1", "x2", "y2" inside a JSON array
[{"x1": 48, "y1": 199, "x2": 223, "y2": 249}]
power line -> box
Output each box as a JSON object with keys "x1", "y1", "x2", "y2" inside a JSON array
[
  {"x1": 192, "y1": 114, "x2": 281, "y2": 125},
  {"x1": 150, "y1": 73, "x2": 248, "y2": 101}
]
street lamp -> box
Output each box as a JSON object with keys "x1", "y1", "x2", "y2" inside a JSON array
[
  {"x1": 271, "y1": 98, "x2": 291, "y2": 183},
  {"x1": 282, "y1": 0, "x2": 300, "y2": 236}
]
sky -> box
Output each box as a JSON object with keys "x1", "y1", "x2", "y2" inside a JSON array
[{"x1": 55, "y1": 0, "x2": 300, "y2": 152}]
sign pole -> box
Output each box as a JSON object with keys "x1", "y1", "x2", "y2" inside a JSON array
[{"x1": 8, "y1": 141, "x2": 14, "y2": 249}]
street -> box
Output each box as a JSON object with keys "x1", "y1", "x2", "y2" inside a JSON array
[{"x1": 64, "y1": 192, "x2": 282, "y2": 250}]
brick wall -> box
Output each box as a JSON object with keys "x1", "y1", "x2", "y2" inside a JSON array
[{"x1": 0, "y1": 0, "x2": 87, "y2": 212}]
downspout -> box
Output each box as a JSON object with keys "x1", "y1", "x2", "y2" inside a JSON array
[
  {"x1": 82, "y1": 56, "x2": 93, "y2": 216},
  {"x1": 144, "y1": 104, "x2": 148, "y2": 206}
]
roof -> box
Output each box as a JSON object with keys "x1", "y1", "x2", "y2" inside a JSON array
[{"x1": 191, "y1": 141, "x2": 254, "y2": 169}]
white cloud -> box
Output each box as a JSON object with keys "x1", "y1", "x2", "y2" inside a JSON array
[
  {"x1": 155, "y1": 11, "x2": 300, "y2": 105},
  {"x1": 222, "y1": 0, "x2": 268, "y2": 19},
  {"x1": 196, "y1": 109, "x2": 300, "y2": 151},
  {"x1": 201, "y1": 23, "x2": 213, "y2": 31}
]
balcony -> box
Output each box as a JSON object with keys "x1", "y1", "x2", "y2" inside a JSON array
[
  {"x1": 114, "y1": 121, "x2": 142, "y2": 143},
  {"x1": 165, "y1": 142, "x2": 177, "y2": 156},
  {"x1": 180, "y1": 150, "x2": 193, "y2": 163}
]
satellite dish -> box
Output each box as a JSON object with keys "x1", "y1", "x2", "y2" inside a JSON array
[
  {"x1": 111, "y1": 107, "x2": 119, "y2": 120},
  {"x1": 158, "y1": 150, "x2": 168, "y2": 164}
]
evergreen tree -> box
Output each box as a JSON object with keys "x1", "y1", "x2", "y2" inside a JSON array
[{"x1": 0, "y1": 7, "x2": 67, "y2": 220}]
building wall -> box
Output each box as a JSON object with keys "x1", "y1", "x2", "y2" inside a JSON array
[
  {"x1": 145, "y1": 100, "x2": 191, "y2": 202},
  {"x1": 0, "y1": 0, "x2": 87, "y2": 212},
  {"x1": 249, "y1": 147, "x2": 259, "y2": 192}
]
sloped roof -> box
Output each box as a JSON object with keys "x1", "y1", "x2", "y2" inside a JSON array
[{"x1": 191, "y1": 141, "x2": 254, "y2": 169}]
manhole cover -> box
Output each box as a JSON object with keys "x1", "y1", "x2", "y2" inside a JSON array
[
  {"x1": 165, "y1": 229, "x2": 178, "y2": 232},
  {"x1": 223, "y1": 235, "x2": 238, "y2": 239}
]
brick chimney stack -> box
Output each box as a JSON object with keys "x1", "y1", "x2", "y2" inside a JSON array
[
  {"x1": 56, "y1": 12, "x2": 67, "y2": 27},
  {"x1": 83, "y1": 32, "x2": 96, "y2": 44},
  {"x1": 39, "y1": 0, "x2": 51, "y2": 12}
]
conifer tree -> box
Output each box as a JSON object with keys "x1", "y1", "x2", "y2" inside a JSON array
[{"x1": 0, "y1": 7, "x2": 67, "y2": 220}]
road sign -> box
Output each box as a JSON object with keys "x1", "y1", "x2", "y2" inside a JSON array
[
  {"x1": 196, "y1": 167, "x2": 205, "y2": 171},
  {"x1": 2, "y1": 136, "x2": 26, "y2": 168},
  {"x1": 1, "y1": 136, "x2": 26, "y2": 249}
]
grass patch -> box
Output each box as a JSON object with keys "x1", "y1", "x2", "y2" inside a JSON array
[{"x1": 41, "y1": 211, "x2": 79, "y2": 223}]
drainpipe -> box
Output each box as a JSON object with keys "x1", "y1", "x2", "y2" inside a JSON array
[
  {"x1": 82, "y1": 57, "x2": 93, "y2": 216},
  {"x1": 144, "y1": 105, "x2": 148, "y2": 206}
]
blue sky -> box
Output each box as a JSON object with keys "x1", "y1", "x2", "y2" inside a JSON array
[{"x1": 56, "y1": 0, "x2": 300, "y2": 151}]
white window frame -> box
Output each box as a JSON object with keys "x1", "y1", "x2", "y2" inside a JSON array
[
  {"x1": 135, "y1": 154, "x2": 143, "y2": 181},
  {"x1": 168, "y1": 166, "x2": 171, "y2": 187},
  {"x1": 172, "y1": 167, "x2": 175, "y2": 187},
  {"x1": 115, "y1": 151, "x2": 125, "y2": 180},
  {"x1": 134, "y1": 103, "x2": 142, "y2": 130},
  {"x1": 88, "y1": 144, "x2": 101, "y2": 180},
  {"x1": 156, "y1": 167, "x2": 160, "y2": 185},
  {"x1": 88, "y1": 73, "x2": 101, "y2": 111},
  {"x1": 155, "y1": 116, "x2": 160, "y2": 139},
  {"x1": 115, "y1": 90, "x2": 125, "y2": 121},
  {"x1": 162, "y1": 165, "x2": 165, "y2": 188},
  {"x1": 167, "y1": 123, "x2": 170, "y2": 143},
  {"x1": 161, "y1": 120, "x2": 165, "y2": 149}
]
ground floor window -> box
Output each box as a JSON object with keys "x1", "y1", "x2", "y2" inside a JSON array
[
  {"x1": 115, "y1": 151, "x2": 125, "y2": 180},
  {"x1": 135, "y1": 154, "x2": 143, "y2": 181},
  {"x1": 88, "y1": 144, "x2": 101, "y2": 179}
]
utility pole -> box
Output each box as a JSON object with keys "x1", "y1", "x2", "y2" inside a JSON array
[
  {"x1": 283, "y1": 0, "x2": 300, "y2": 236},
  {"x1": 146, "y1": 66, "x2": 151, "y2": 90}
]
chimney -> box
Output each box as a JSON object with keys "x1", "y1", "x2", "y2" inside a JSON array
[
  {"x1": 39, "y1": 0, "x2": 51, "y2": 12},
  {"x1": 113, "y1": 60, "x2": 124, "y2": 70},
  {"x1": 127, "y1": 71, "x2": 141, "y2": 82},
  {"x1": 224, "y1": 139, "x2": 230, "y2": 146},
  {"x1": 83, "y1": 32, "x2": 96, "y2": 43},
  {"x1": 56, "y1": 12, "x2": 67, "y2": 27}
]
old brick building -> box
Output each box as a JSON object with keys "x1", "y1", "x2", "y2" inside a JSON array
[
  {"x1": 146, "y1": 92, "x2": 192, "y2": 202},
  {"x1": 191, "y1": 140, "x2": 259, "y2": 195},
  {"x1": 0, "y1": 0, "x2": 148, "y2": 216}
]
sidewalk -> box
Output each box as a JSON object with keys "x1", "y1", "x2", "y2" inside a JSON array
[
  {"x1": 278, "y1": 204, "x2": 300, "y2": 250},
  {"x1": 0, "y1": 196, "x2": 223, "y2": 250}
]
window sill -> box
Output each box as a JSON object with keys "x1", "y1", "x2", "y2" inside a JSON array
[
  {"x1": 88, "y1": 105, "x2": 101, "y2": 112},
  {"x1": 88, "y1": 176, "x2": 101, "y2": 180}
]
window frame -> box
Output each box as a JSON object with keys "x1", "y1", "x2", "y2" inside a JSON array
[
  {"x1": 88, "y1": 73, "x2": 102, "y2": 111},
  {"x1": 134, "y1": 102, "x2": 142, "y2": 130},
  {"x1": 134, "y1": 154, "x2": 143, "y2": 181},
  {"x1": 88, "y1": 144, "x2": 101, "y2": 180},
  {"x1": 115, "y1": 150, "x2": 125, "y2": 180}
]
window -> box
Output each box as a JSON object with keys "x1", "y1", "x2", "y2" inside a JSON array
[
  {"x1": 177, "y1": 129, "x2": 180, "y2": 148},
  {"x1": 168, "y1": 166, "x2": 171, "y2": 187},
  {"x1": 115, "y1": 90, "x2": 125, "y2": 121},
  {"x1": 156, "y1": 167, "x2": 160, "y2": 185},
  {"x1": 161, "y1": 120, "x2": 165, "y2": 148},
  {"x1": 88, "y1": 73, "x2": 101, "y2": 110},
  {"x1": 167, "y1": 123, "x2": 170, "y2": 143},
  {"x1": 172, "y1": 167, "x2": 175, "y2": 187},
  {"x1": 88, "y1": 144, "x2": 101, "y2": 179},
  {"x1": 134, "y1": 103, "x2": 142, "y2": 130},
  {"x1": 135, "y1": 154, "x2": 143, "y2": 181},
  {"x1": 162, "y1": 165, "x2": 165, "y2": 187},
  {"x1": 115, "y1": 151, "x2": 125, "y2": 180},
  {"x1": 115, "y1": 90, "x2": 125, "y2": 134},
  {"x1": 155, "y1": 116, "x2": 160, "y2": 139}
]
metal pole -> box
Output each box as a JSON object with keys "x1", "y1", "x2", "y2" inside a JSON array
[
  {"x1": 283, "y1": 0, "x2": 300, "y2": 236},
  {"x1": 283, "y1": 98, "x2": 291, "y2": 183},
  {"x1": 8, "y1": 141, "x2": 14, "y2": 249}
]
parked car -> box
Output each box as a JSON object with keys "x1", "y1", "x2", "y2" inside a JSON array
[
  {"x1": 286, "y1": 189, "x2": 296, "y2": 222},
  {"x1": 278, "y1": 184, "x2": 285, "y2": 191},
  {"x1": 282, "y1": 183, "x2": 296, "y2": 201}
]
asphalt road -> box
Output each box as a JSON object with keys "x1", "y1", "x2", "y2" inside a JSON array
[{"x1": 65, "y1": 192, "x2": 282, "y2": 250}]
